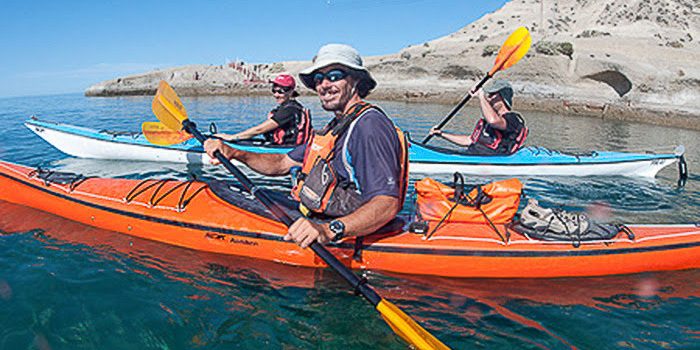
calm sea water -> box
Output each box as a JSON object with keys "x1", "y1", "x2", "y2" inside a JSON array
[{"x1": 0, "y1": 93, "x2": 698, "y2": 349}]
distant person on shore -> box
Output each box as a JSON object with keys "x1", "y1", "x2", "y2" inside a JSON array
[
  {"x1": 215, "y1": 74, "x2": 312, "y2": 146},
  {"x1": 429, "y1": 79, "x2": 528, "y2": 155},
  {"x1": 204, "y1": 43, "x2": 408, "y2": 248}
]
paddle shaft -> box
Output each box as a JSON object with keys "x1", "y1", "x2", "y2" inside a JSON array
[
  {"x1": 422, "y1": 74, "x2": 491, "y2": 144},
  {"x1": 182, "y1": 120, "x2": 382, "y2": 306}
]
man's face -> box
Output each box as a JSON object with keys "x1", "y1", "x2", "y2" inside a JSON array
[{"x1": 312, "y1": 65, "x2": 356, "y2": 112}]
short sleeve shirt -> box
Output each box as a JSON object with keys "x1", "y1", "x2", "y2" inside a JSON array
[
  {"x1": 269, "y1": 100, "x2": 302, "y2": 127},
  {"x1": 265, "y1": 100, "x2": 304, "y2": 144},
  {"x1": 288, "y1": 108, "x2": 402, "y2": 203}
]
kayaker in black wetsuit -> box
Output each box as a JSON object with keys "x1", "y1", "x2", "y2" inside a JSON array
[
  {"x1": 203, "y1": 44, "x2": 408, "y2": 249},
  {"x1": 429, "y1": 79, "x2": 528, "y2": 155},
  {"x1": 215, "y1": 74, "x2": 312, "y2": 146}
]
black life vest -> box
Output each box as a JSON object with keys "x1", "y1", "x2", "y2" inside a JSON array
[
  {"x1": 469, "y1": 112, "x2": 528, "y2": 154},
  {"x1": 264, "y1": 100, "x2": 312, "y2": 145}
]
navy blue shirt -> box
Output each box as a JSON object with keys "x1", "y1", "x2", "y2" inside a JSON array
[{"x1": 288, "y1": 108, "x2": 402, "y2": 204}]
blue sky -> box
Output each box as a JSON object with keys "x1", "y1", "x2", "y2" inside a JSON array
[{"x1": 0, "y1": 0, "x2": 507, "y2": 98}]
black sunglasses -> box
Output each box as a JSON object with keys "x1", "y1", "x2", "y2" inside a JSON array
[
  {"x1": 312, "y1": 69, "x2": 349, "y2": 86},
  {"x1": 271, "y1": 86, "x2": 291, "y2": 94}
]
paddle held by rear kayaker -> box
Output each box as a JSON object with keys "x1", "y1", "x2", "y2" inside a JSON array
[{"x1": 423, "y1": 26, "x2": 531, "y2": 144}]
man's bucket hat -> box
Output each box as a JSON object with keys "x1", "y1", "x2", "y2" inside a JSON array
[{"x1": 299, "y1": 43, "x2": 377, "y2": 91}]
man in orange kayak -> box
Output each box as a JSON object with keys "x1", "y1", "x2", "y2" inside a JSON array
[
  {"x1": 204, "y1": 44, "x2": 408, "y2": 249},
  {"x1": 429, "y1": 79, "x2": 528, "y2": 155},
  {"x1": 214, "y1": 74, "x2": 312, "y2": 145}
]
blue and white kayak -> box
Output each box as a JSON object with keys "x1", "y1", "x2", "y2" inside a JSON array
[{"x1": 25, "y1": 118, "x2": 687, "y2": 178}]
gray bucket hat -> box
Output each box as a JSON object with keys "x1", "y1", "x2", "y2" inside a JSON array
[
  {"x1": 484, "y1": 79, "x2": 513, "y2": 109},
  {"x1": 299, "y1": 44, "x2": 377, "y2": 91}
]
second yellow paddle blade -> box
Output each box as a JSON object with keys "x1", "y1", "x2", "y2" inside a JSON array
[
  {"x1": 377, "y1": 299, "x2": 450, "y2": 350},
  {"x1": 142, "y1": 121, "x2": 193, "y2": 145},
  {"x1": 490, "y1": 26, "x2": 532, "y2": 76}
]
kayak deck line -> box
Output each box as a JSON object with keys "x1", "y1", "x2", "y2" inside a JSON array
[
  {"x1": 4, "y1": 163, "x2": 208, "y2": 214},
  {"x1": 424, "y1": 227, "x2": 700, "y2": 246},
  {"x1": 25, "y1": 118, "x2": 685, "y2": 178}
]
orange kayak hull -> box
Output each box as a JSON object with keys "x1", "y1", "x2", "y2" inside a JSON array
[{"x1": 1, "y1": 160, "x2": 698, "y2": 278}]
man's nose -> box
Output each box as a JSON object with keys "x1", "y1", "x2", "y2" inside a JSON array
[{"x1": 317, "y1": 77, "x2": 333, "y2": 90}]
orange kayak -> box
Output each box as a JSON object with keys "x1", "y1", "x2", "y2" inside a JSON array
[{"x1": 1, "y1": 160, "x2": 698, "y2": 278}]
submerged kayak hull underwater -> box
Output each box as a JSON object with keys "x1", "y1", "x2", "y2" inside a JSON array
[
  {"x1": 1, "y1": 160, "x2": 698, "y2": 278},
  {"x1": 26, "y1": 118, "x2": 686, "y2": 178}
]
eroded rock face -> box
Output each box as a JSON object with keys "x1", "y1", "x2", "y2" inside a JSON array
[{"x1": 85, "y1": 0, "x2": 700, "y2": 129}]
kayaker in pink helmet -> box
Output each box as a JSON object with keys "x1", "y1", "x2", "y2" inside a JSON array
[{"x1": 215, "y1": 74, "x2": 312, "y2": 145}]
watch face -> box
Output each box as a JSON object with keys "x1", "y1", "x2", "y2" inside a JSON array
[{"x1": 329, "y1": 220, "x2": 345, "y2": 234}]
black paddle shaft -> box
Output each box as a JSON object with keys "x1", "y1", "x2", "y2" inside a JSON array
[
  {"x1": 422, "y1": 74, "x2": 491, "y2": 144},
  {"x1": 182, "y1": 120, "x2": 382, "y2": 306}
]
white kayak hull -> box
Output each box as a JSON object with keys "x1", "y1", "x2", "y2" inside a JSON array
[{"x1": 25, "y1": 119, "x2": 685, "y2": 178}]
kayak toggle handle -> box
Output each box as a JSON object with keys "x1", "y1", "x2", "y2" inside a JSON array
[{"x1": 678, "y1": 154, "x2": 688, "y2": 188}]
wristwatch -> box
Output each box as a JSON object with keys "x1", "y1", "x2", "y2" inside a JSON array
[{"x1": 328, "y1": 219, "x2": 346, "y2": 242}]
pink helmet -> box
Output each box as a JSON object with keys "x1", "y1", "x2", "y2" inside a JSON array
[{"x1": 270, "y1": 74, "x2": 296, "y2": 89}]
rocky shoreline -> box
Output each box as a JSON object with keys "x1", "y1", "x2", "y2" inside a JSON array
[{"x1": 85, "y1": 0, "x2": 700, "y2": 130}]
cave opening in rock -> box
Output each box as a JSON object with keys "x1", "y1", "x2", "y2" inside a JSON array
[{"x1": 583, "y1": 70, "x2": 633, "y2": 97}]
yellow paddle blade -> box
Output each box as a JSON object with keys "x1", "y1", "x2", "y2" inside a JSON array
[
  {"x1": 151, "y1": 80, "x2": 189, "y2": 131},
  {"x1": 157, "y1": 80, "x2": 188, "y2": 119},
  {"x1": 489, "y1": 26, "x2": 532, "y2": 76},
  {"x1": 142, "y1": 121, "x2": 193, "y2": 145},
  {"x1": 152, "y1": 93, "x2": 185, "y2": 131},
  {"x1": 377, "y1": 299, "x2": 450, "y2": 350}
]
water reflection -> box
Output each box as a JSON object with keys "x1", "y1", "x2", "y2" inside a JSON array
[{"x1": 0, "y1": 200, "x2": 408, "y2": 349}]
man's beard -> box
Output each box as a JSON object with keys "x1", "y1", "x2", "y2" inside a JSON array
[
  {"x1": 320, "y1": 92, "x2": 350, "y2": 112},
  {"x1": 321, "y1": 99, "x2": 342, "y2": 112},
  {"x1": 320, "y1": 85, "x2": 354, "y2": 113}
]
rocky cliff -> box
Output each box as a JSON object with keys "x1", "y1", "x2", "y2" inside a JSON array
[{"x1": 85, "y1": 0, "x2": 700, "y2": 129}]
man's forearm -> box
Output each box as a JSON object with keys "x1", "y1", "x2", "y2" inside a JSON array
[
  {"x1": 233, "y1": 120, "x2": 279, "y2": 140},
  {"x1": 441, "y1": 132, "x2": 472, "y2": 146},
  {"x1": 226, "y1": 150, "x2": 294, "y2": 176},
  {"x1": 337, "y1": 195, "x2": 400, "y2": 237}
]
